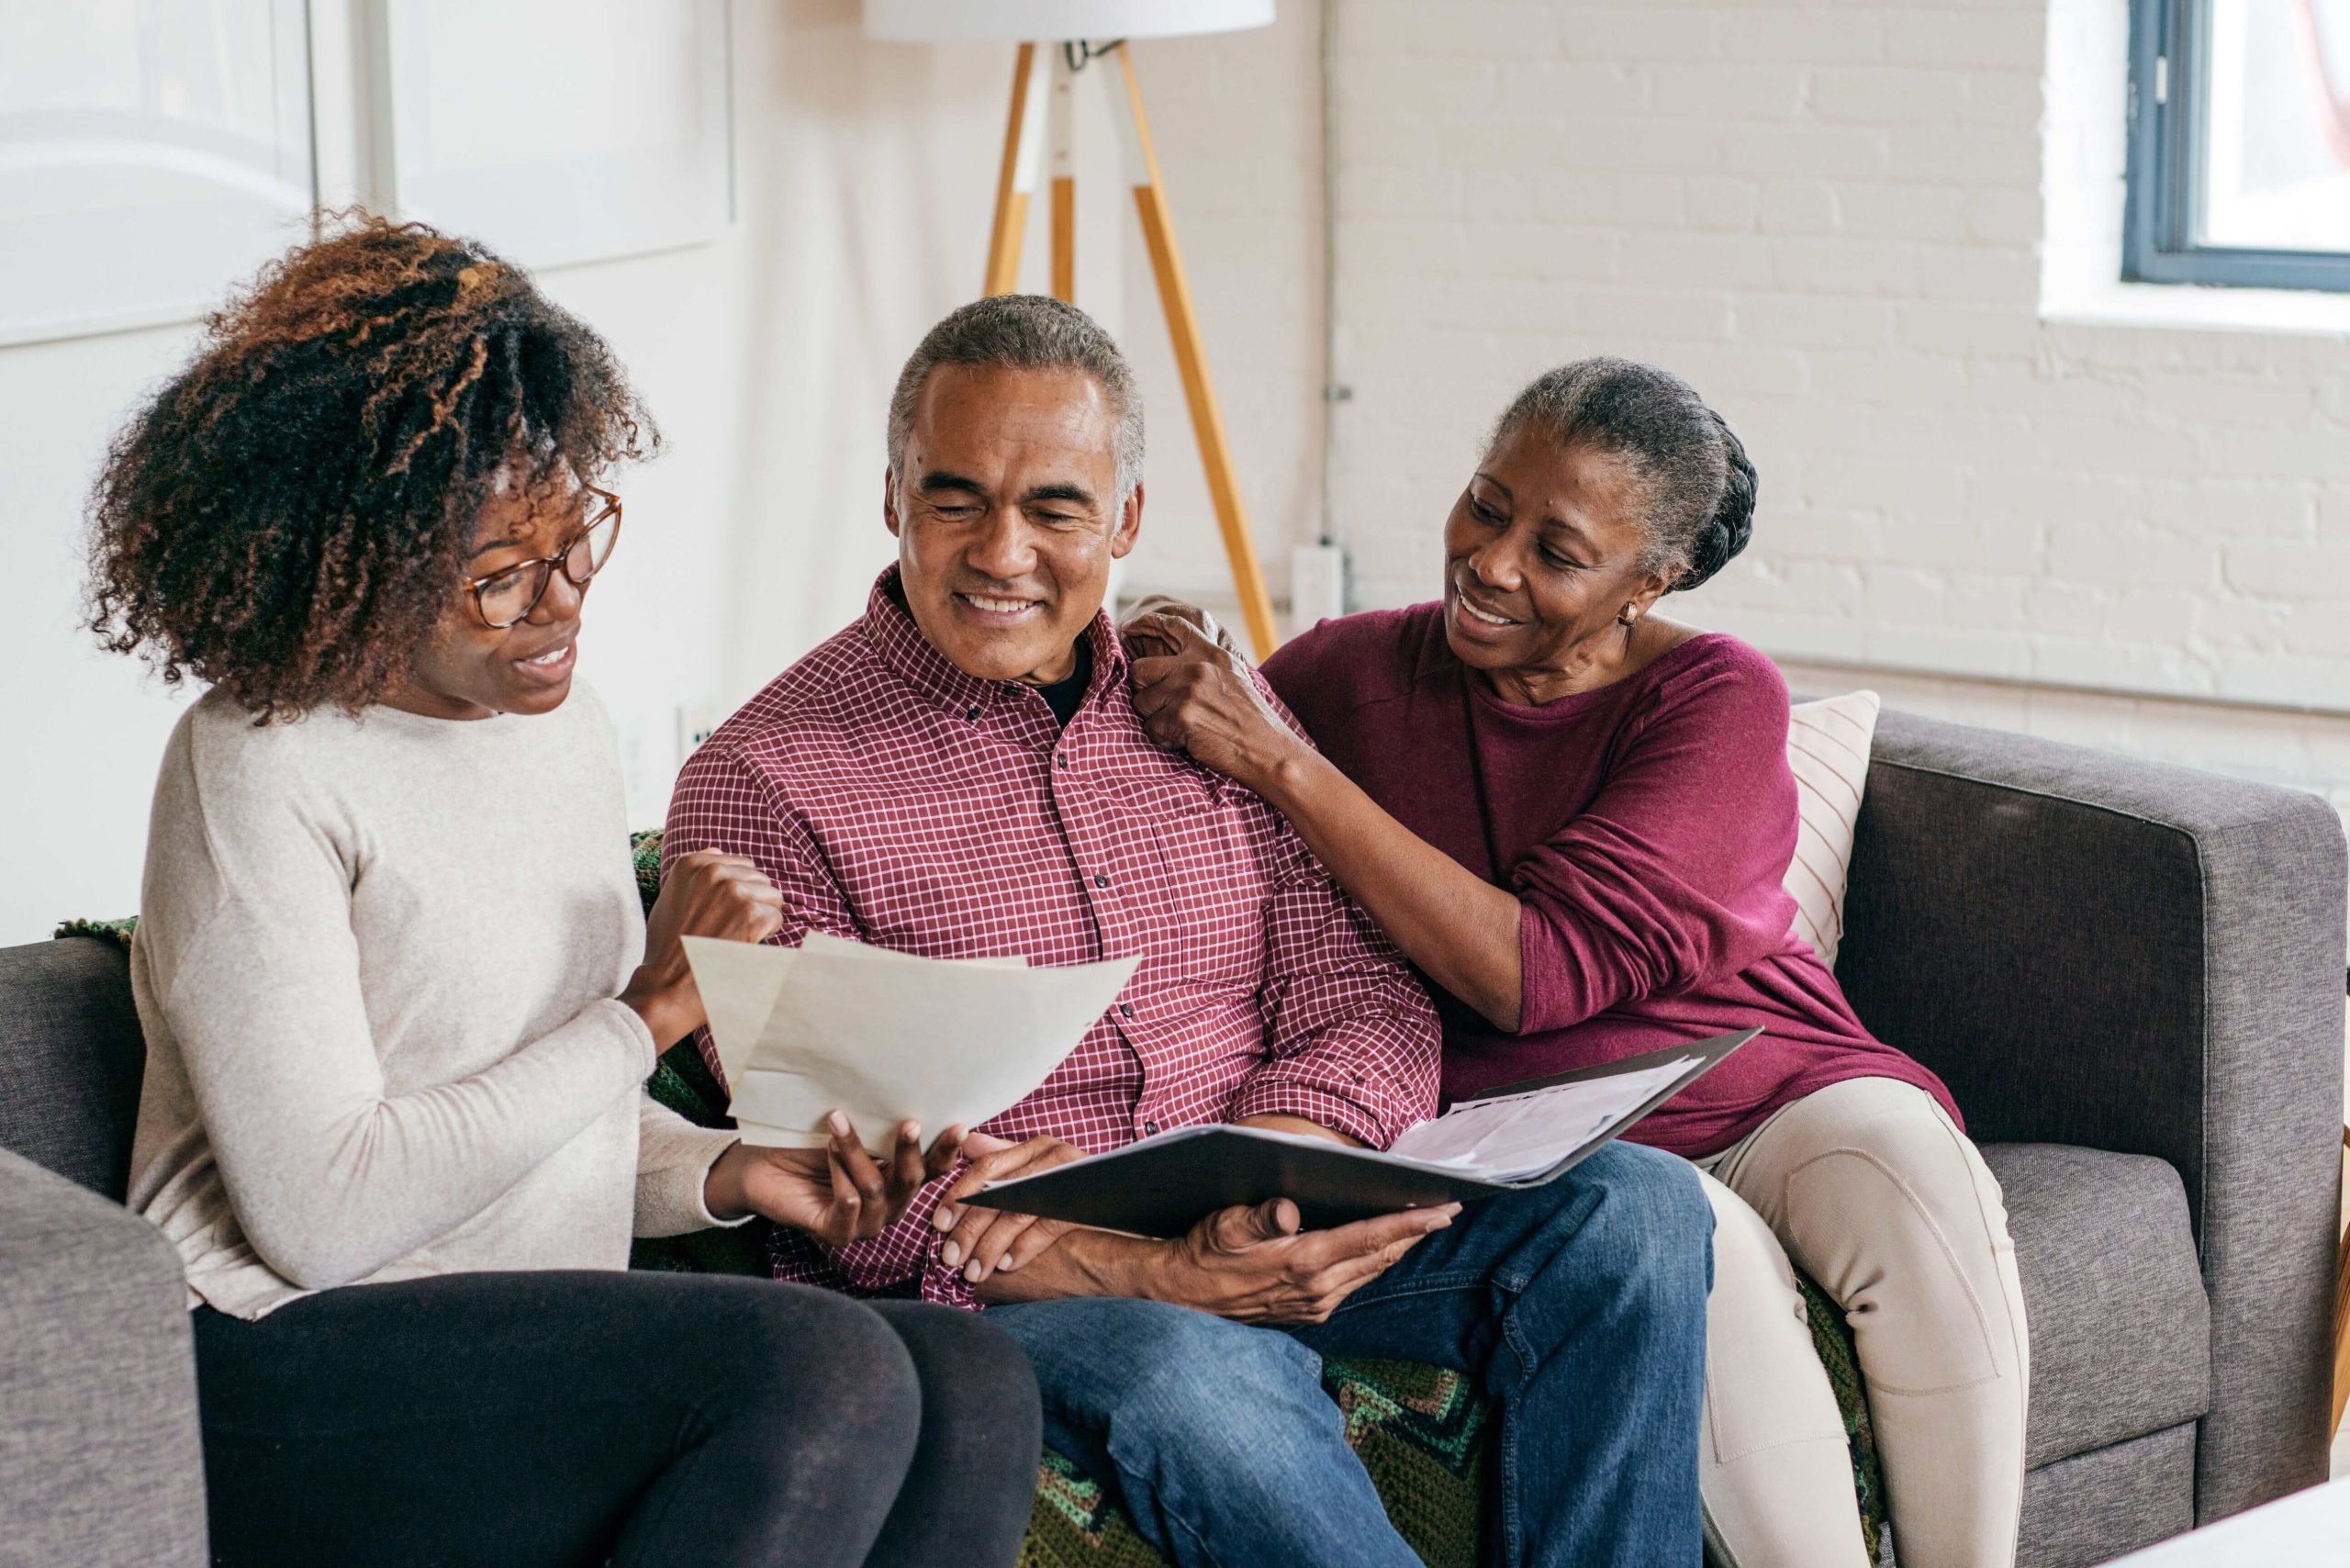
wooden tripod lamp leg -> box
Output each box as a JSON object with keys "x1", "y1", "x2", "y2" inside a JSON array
[
  {"x1": 1049, "y1": 47, "x2": 1077, "y2": 303},
  {"x1": 985, "y1": 43, "x2": 1047, "y2": 297},
  {"x1": 1110, "y1": 45, "x2": 1281, "y2": 660}
]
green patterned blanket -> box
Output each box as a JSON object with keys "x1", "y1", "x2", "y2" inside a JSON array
[{"x1": 59, "y1": 832, "x2": 1888, "y2": 1566}]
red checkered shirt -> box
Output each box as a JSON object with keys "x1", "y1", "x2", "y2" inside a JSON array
[{"x1": 663, "y1": 567, "x2": 1441, "y2": 1308}]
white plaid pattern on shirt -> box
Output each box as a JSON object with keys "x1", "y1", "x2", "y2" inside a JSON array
[{"x1": 662, "y1": 568, "x2": 1441, "y2": 1308}]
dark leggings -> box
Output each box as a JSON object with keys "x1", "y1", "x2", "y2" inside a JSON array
[{"x1": 191, "y1": 1270, "x2": 1041, "y2": 1568}]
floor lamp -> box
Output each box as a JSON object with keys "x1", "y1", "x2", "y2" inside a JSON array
[{"x1": 864, "y1": 0, "x2": 1285, "y2": 658}]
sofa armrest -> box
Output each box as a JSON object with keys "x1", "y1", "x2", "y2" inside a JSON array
[
  {"x1": 1837, "y1": 708, "x2": 2346, "y2": 1523},
  {"x1": 0, "y1": 1148, "x2": 206, "y2": 1567}
]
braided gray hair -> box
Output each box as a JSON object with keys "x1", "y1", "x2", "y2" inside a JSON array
[{"x1": 1487, "y1": 357, "x2": 1756, "y2": 593}]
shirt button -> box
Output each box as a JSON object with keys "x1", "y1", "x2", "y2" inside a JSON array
[
  {"x1": 1094, "y1": 874, "x2": 1110, "y2": 889},
  {"x1": 1056, "y1": 756, "x2": 1069, "y2": 770},
  {"x1": 1119, "y1": 1002, "x2": 1136, "y2": 1018},
  {"x1": 1144, "y1": 1119, "x2": 1160, "y2": 1136},
  {"x1": 965, "y1": 706, "x2": 979, "y2": 722}
]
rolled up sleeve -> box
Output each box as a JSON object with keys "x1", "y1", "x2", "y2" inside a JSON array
[{"x1": 1228, "y1": 842, "x2": 1441, "y2": 1149}]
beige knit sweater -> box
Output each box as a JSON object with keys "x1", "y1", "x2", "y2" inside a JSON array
[{"x1": 126, "y1": 682, "x2": 744, "y2": 1320}]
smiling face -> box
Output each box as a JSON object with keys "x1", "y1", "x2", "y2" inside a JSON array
[
  {"x1": 381, "y1": 470, "x2": 604, "y2": 721},
  {"x1": 1441, "y1": 421, "x2": 1675, "y2": 703},
  {"x1": 884, "y1": 363, "x2": 1141, "y2": 685}
]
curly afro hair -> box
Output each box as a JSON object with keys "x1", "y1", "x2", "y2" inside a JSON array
[{"x1": 86, "y1": 213, "x2": 655, "y2": 722}]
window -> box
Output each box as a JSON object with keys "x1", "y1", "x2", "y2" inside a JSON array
[{"x1": 2126, "y1": 0, "x2": 2350, "y2": 289}]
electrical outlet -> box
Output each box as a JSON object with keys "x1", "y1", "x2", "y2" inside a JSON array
[{"x1": 677, "y1": 700, "x2": 725, "y2": 761}]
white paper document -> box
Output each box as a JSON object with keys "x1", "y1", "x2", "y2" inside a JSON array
[
  {"x1": 1383, "y1": 1057, "x2": 1700, "y2": 1182},
  {"x1": 681, "y1": 932, "x2": 1140, "y2": 1149}
]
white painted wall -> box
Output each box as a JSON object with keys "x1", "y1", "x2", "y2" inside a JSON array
[
  {"x1": 0, "y1": 0, "x2": 1130, "y2": 944},
  {"x1": 1320, "y1": 0, "x2": 2349, "y2": 715},
  {"x1": 1266, "y1": 0, "x2": 2347, "y2": 856}
]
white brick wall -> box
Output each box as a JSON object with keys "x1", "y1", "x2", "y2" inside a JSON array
[
  {"x1": 1117, "y1": 0, "x2": 2349, "y2": 868},
  {"x1": 1315, "y1": 0, "x2": 2349, "y2": 725}
]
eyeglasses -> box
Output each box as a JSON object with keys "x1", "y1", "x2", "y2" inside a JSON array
[{"x1": 465, "y1": 487, "x2": 622, "y2": 629}]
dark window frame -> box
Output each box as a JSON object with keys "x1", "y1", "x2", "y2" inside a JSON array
[{"x1": 2124, "y1": 0, "x2": 2350, "y2": 291}]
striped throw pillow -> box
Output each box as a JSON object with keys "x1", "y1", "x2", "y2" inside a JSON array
[{"x1": 1784, "y1": 690, "x2": 1879, "y2": 970}]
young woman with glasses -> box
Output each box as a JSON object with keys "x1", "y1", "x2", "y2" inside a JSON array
[{"x1": 88, "y1": 217, "x2": 1041, "y2": 1568}]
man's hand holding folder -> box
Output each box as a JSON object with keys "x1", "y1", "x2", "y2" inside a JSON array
[
  {"x1": 939, "y1": 1152, "x2": 1461, "y2": 1323},
  {"x1": 932, "y1": 1130, "x2": 1461, "y2": 1323}
]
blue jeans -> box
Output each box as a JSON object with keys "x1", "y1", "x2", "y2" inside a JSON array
[{"x1": 986, "y1": 1141, "x2": 1712, "y2": 1568}]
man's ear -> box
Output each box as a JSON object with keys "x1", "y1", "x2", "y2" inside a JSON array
[
  {"x1": 882, "y1": 469, "x2": 903, "y2": 539},
  {"x1": 1109, "y1": 482, "x2": 1145, "y2": 560}
]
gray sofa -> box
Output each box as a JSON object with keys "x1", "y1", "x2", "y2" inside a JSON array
[{"x1": 2, "y1": 707, "x2": 2343, "y2": 1568}]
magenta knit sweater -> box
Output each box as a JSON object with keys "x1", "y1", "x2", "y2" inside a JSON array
[{"x1": 1260, "y1": 603, "x2": 1957, "y2": 1159}]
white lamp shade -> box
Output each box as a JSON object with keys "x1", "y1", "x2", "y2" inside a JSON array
[{"x1": 863, "y1": 0, "x2": 1274, "y2": 43}]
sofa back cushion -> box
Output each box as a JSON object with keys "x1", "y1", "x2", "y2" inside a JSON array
[
  {"x1": 1784, "y1": 690, "x2": 1878, "y2": 970},
  {"x1": 0, "y1": 937, "x2": 146, "y2": 1199}
]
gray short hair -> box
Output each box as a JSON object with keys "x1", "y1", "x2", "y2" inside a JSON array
[
  {"x1": 1486, "y1": 356, "x2": 1757, "y2": 594},
  {"x1": 887, "y1": 295, "x2": 1145, "y2": 506}
]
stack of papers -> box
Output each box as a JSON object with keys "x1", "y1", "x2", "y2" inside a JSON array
[
  {"x1": 681, "y1": 932, "x2": 1140, "y2": 1149},
  {"x1": 1382, "y1": 1056, "x2": 1700, "y2": 1181}
]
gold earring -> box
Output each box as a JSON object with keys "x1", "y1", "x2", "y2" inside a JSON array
[{"x1": 1617, "y1": 605, "x2": 1639, "y2": 627}]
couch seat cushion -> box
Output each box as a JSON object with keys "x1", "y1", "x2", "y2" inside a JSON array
[{"x1": 1983, "y1": 1143, "x2": 2210, "y2": 1469}]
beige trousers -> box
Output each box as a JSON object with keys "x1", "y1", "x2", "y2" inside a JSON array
[{"x1": 1692, "y1": 1076, "x2": 2030, "y2": 1568}]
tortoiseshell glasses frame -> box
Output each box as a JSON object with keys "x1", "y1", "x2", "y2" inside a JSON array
[{"x1": 464, "y1": 485, "x2": 622, "y2": 630}]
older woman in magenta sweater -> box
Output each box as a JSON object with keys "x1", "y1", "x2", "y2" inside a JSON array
[{"x1": 1126, "y1": 358, "x2": 2028, "y2": 1568}]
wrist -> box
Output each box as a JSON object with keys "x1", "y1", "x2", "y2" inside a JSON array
[
  {"x1": 621, "y1": 968, "x2": 695, "y2": 1051},
  {"x1": 1000, "y1": 1226, "x2": 1179, "y2": 1302},
  {"x1": 701, "y1": 1141, "x2": 752, "y2": 1221},
  {"x1": 1114, "y1": 1234, "x2": 1194, "y2": 1305},
  {"x1": 1245, "y1": 732, "x2": 1320, "y2": 804}
]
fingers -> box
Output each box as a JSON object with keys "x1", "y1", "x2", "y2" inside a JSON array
[
  {"x1": 1291, "y1": 1204, "x2": 1458, "y2": 1266},
  {"x1": 887, "y1": 1118, "x2": 927, "y2": 1198},
  {"x1": 923, "y1": 1123, "x2": 969, "y2": 1180},
  {"x1": 1310, "y1": 1224, "x2": 1439, "y2": 1298},
  {"x1": 712, "y1": 864, "x2": 785, "y2": 941},
  {"x1": 676, "y1": 848, "x2": 758, "y2": 872},
  {"x1": 1130, "y1": 653, "x2": 1174, "y2": 698},
  {"x1": 1128, "y1": 621, "x2": 1222, "y2": 691},
  {"x1": 943, "y1": 1210, "x2": 1040, "y2": 1282},
  {"x1": 1002, "y1": 1216, "x2": 1072, "y2": 1273},
  {"x1": 1203, "y1": 1196, "x2": 1301, "y2": 1252},
  {"x1": 938, "y1": 1155, "x2": 995, "y2": 1209},
  {"x1": 933, "y1": 1136, "x2": 1082, "y2": 1271},
  {"x1": 1122, "y1": 616, "x2": 1184, "y2": 662},
  {"x1": 1266, "y1": 1208, "x2": 1456, "y2": 1323},
  {"x1": 816, "y1": 1137, "x2": 863, "y2": 1244},
  {"x1": 822, "y1": 1111, "x2": 889, "y2": 1240},
  {"x1": 935, "y1": 1133, "x2": 1045, "y2": 1207},
  {"x1": 1162, "y1": 614, "x2": 1214, "y2": 652},
  {"x1": 665, "y1": 851, "x2": 789, "y2": 945}
]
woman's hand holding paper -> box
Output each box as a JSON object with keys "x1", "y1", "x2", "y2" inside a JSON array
[{"x1": 706, "y1": 1111, "x2": 968, "y2": 1245}]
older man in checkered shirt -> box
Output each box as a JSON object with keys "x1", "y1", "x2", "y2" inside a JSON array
[{"x1": 664, "y1": 297, "x2": 1712, "y2": 1568}]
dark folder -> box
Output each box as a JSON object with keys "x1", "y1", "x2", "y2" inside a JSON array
[{"x1": 964, "y1": 1029, "x2": 1757, "y2": 1238}]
